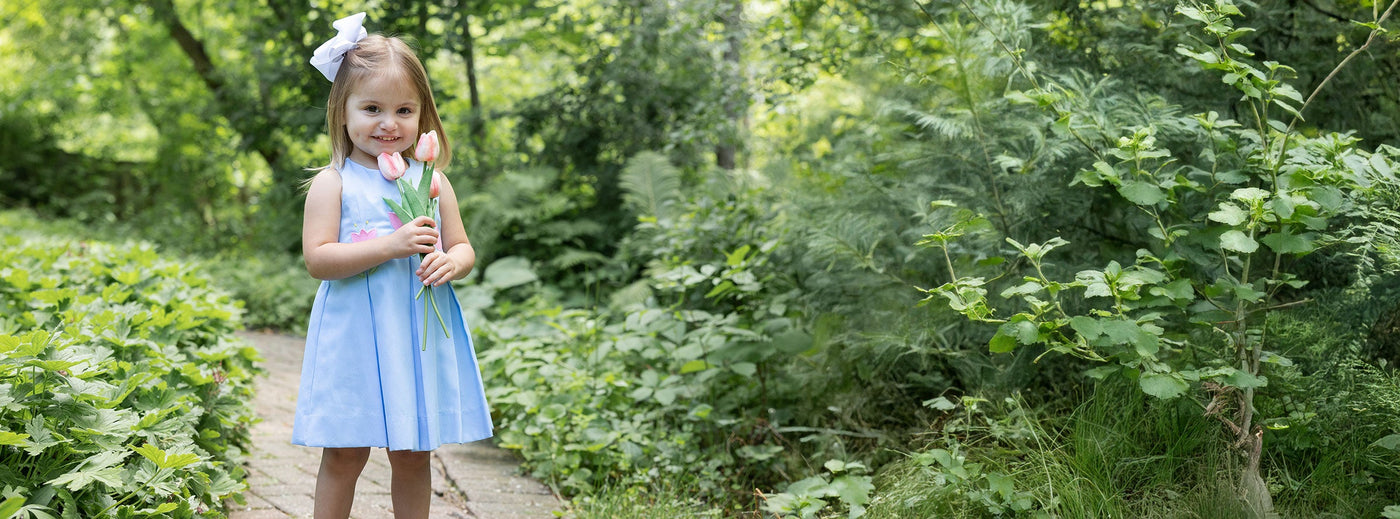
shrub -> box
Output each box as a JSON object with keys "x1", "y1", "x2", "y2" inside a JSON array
[
  {"x1": 201, "y1": 252, "x2": 317, "y2": 334},
  {"x1": 0, "y1": 211, "x2": 260, "y2": 517}
]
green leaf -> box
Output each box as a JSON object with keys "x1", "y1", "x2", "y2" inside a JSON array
[
  {"x1": 987, "y1": 472, "x2": 1015, "y2": 500},
  {"x1": 1149, "y1": 279, "x2": 1195, "y2": 302},
  {"x1": 1373, "y1": 434, "x2": 1400, "y2": 451},
  {"x1": 730, "y1": 362, "x2": 757, "y2": 377},
  {"x1": 1005, "y1": 320, "x2": 1039, "y2": 345},
  {"x1": 1084, "y1": 365, "x2": 1119, "y2": 379},
  {"x1": 1102, "y1": 319, "x2": 1158, "y2": 355},
  {"x1": 1000, "y1": 281, "x2": 1043, "y2": 298},
  {"x1": 1069, "y1": 316, "x2": 1104, "y2": 340},
  {"x1": 922, "y1": 396, "x2": 957, "y2": 411},
  {"x1": 1208, "y1": 203, "x2": 1249, "y2": 226},
  {"x1": 620, "y1": 151, "x2": 682, "y2": 218},
  {"x1": 1219, "y1": 230, "x2": 1259, "y2": 253},
  {"x1": 989, "y1": 330, "x2": 1017, "y2": 353},
  {"x1": 401, "y1": 180, "x2": 426, "y2": 219},
  {"x1": 48, "y1": 450, "x2": 128, "y2": 491},
  {"x1": 679, "y1": 359, "x2": 712, "y2": 373},
  {"x1": 725, "y1": 245, "x2": 752, "y2": 267},
  {"x1": 1260, "y1": 230, "x2": 1315, "y2": 254},
  {"x1": 829, "y1": 474, "x2": 874, "y2": 516},
  {"x1": 483, "y1": 257, "x2": 539, "y2": 289},
  {"x1": 147, "y1": 503, "x2": 179, "y2": 514},
  {"x1": 1231, "y1": 187, "x2": 1270, "y2": 204},
  {"x1": 1223, "y1": 370, "x2": 1267, "y2": 389},
  {"x1": 417, "y1": 168, "x2": 435, "y2": 211},
  {"x1": 537, "y1": 404, "x2": 567, "y2": 422},
  {"x1": 0, "y1": 497, "x2": 25, "y2": 519},
  {"x1": 773, "y1": 330, "x2": 814, "y2": 354},
  {"x1": 132, "y1": 443, "x2": 200, "y2": 470},
  {"x1": 1139, "y1": 372, "x2": 1189, "y2": 399},
  {"x1": 1118, "y1": 180, "x2": 1167, "y2": 205},
  {"x1": 384, "y1": 198, "x2": 411, "y2": 224},
  {"x1": 0, "y1": 431, "x2": 29, "y2": 445},
  {"x1": 654, "y1": 388, "x2": 678, "y2": 406}
]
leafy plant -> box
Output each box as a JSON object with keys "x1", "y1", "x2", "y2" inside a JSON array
[
  {"x1": 920, "y1": 0, "x2": 1400, "y2": 515},
  {"x1": 762, "y1": 459, "x2": 874, "y2": 519},
  {"x1": 0, "y1": 210, "x2": 260, "y2": 517},
  {"x1": 200, "y1": 252, "x2": 317, "y2": 334}
]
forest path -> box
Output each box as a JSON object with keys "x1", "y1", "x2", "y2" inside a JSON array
[{"x1": 227, "y1": 331, "x2": 562, "y2": 519}]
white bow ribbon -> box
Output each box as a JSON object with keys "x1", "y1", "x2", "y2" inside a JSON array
[{"x1": 310, "y1": 12, "x2": 368, "y2": 82}]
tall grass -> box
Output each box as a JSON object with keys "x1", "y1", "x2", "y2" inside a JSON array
[
  {"x1": 569, "y1": 479, "x2": 728, "y2": 518},
  {"x1": 863, "y1": 382, "x2": 1255, "y2": 518}
]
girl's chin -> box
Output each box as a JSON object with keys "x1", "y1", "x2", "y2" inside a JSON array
[{"x1": 356, "y1": 145, "x2": 407, "y2": 159}]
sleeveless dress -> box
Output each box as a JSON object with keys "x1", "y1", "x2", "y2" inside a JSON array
[{"x1": 292, "y1": 158, "x2": 493, "y2": 451}]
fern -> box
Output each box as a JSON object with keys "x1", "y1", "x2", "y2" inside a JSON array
[
  {"x1": 549, "y1": 247, "x2": 609, "y2": 270},
  {"x1": 620, "y1": 151, "x2": 682, "y2": 219}
]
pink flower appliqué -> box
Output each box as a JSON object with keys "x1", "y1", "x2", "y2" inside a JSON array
[
  {"x1": 350, "y1": 228, "x2": 377, "y2": 243},
  {"x1": 388, "y1": 211, "x2": 404, "y2": 229}
]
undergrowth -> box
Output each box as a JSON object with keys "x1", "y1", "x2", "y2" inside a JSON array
[{"x1": 0, "y1": 210, "x2": 262, "y2": 516}]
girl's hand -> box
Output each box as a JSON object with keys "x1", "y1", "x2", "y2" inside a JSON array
[
  {"x1": 389, "y1": 216, "x2": 439, "y2": 258},
  {"x1": 416, "y1": 249, "x2": 460, "y2": 287}
]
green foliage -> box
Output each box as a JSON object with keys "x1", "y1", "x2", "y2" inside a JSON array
[
  {"x1": 568, "y1": 478, "x2": 723, "y2": 518},
  {"x1": 457, "y1": 165, "x2": 610, "y2": 294},
  {"x1": 923, "y1": 0, "x2": 1398, "y2": 453},
  {"x1": 0, "y1": 211, "x2": 261, "y2": 517},
  {"x1": 199, "y1": 253, "x2": 318, "y2": 334},
  {"x1": 763, "y1": 460, "x2": 874, "y2": 519},
  {"x1": 468, "y1": 178, "x2": 808, "y2": 500}
]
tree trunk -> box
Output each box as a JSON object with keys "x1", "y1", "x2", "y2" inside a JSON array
[
  {"x1": 460, "y1": 11, "x2": 485, "y2": 151},
  {"x1": 145, "y1": 0, "x2": 297, "y2": 250},
  {"x1": 715, "y1": 0, "x2": 744, "y2": 170},
  {"x1": 1233, "y1": 315, "x2": 1274, "y2": 518},
  {"x1": 145, "y1": 0, "x2": 283, "y2": 171}
]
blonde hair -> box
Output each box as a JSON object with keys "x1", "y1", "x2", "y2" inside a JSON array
[{"x1": 322, "y1": 34, "x2": 451, "y2": 171}]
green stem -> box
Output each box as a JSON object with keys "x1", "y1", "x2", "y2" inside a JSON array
[
  {"x1": 429, "y1": 288, "x2": 449, "y2": 339},
  {"x1": 1275, "y1": 0, "x2": 1400, "y2": 177},
  {"x1": 97, "y1": 467, "x2": 165, "y2": 516}
]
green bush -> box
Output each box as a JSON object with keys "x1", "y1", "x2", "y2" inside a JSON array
[
  {"x1": 201, "y1": 252, "x2": 317, "y2": 334},
  {"x1": 0, "y1": 211, "x2": 261, "y2": 517}
]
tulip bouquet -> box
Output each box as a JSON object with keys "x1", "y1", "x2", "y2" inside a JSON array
[{"x1": 379, "y1": 130, "x2": 448, "y2": 350}]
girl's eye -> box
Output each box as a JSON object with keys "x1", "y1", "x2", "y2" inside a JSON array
[
  {"x1": 364, "y1": 105, "x2": 380, "y2": 114},
  {"x1": 397, "y1": 107, "x2": 413, "y2": 115}
]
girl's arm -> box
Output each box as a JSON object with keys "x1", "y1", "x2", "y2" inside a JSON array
[
  {"x1": 416, "y1": 172, "x2": 477, "y2": 287},
  {"x1": 303, "y1": 169, "x2": 440, "y2": 280}
]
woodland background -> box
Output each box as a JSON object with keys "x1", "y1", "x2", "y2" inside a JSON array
[{"x1": 3, "y1": 0, "x2": 1400, "y2": 517}]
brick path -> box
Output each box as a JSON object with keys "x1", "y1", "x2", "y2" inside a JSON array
[{"x1": 227, "y1": 331, "x2": 562, "y2": 519}]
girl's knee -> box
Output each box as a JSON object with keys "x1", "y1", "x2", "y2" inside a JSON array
[
  {"x1": 386, "y1": 449, "x2": 431, "y2": 470},
  {"x1": 321, "y1": 447, "x2": 371, "y2": 473}
]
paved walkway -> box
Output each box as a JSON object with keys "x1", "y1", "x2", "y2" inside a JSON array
[{"x1": 227, "y1": 331, "x2": 563, "y2": 519}]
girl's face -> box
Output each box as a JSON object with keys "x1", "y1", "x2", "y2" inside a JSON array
[{"x1": 343, "y1": 71, "x2": 421, "y2": 168}]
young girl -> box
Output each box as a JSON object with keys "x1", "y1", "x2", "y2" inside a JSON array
[{"x1": 295, "y1": 13, "x2": 492, "y2": 518}]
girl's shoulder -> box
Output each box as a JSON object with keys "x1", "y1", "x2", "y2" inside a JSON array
[{"x1": 304, "y1": 166, "x2": 344, "y2": 198}]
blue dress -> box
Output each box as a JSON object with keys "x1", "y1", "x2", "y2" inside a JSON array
[{"x1": 292, "y1": 158, "x2": 493, "y2": 451}]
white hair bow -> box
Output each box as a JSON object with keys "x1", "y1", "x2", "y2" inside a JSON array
[{"x1": 310, "y1": 12, "x2": 368, "y2": 82}]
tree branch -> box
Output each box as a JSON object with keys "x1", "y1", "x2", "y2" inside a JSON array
[
  {"x1": 1297, "y1": 0, "x2": 1351, "y2": 23},
  {"x1": 146, "y1": 0, "x2": 223, "y2": 93},
  {"x1": 143, "y1": 0, "x2": 282, "y2": 169}
]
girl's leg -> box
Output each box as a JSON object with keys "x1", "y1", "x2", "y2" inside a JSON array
[
  {"x1": 386, "y1": 449, "x2": 433, "y2": 519},
  {"x1": 314, "y1": 447, "x2": 370, "y2": 519}
]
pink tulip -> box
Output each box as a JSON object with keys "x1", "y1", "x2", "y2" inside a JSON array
[
  {"x1": 429, "y1": 171, "x2": 441, "y2": 199},
  {"x1": 378, "y1": 152, "x2": 406, "y2": 181},
  {"x1": 415, "y1": 130, "x2": 439, "y2": 163}
]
